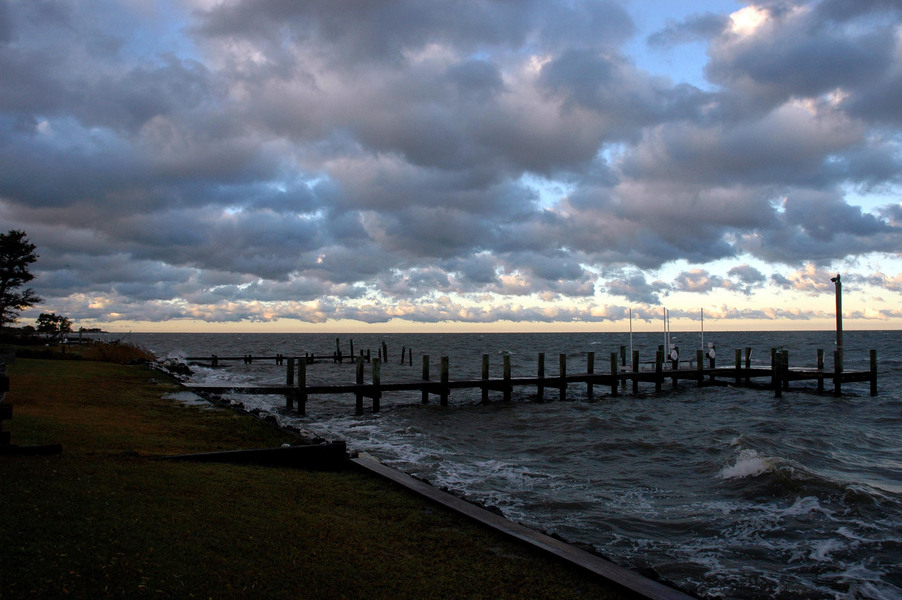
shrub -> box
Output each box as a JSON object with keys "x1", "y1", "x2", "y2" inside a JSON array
[{"x1": 80, "y1": 341, "x2": 156, "y2": 364}]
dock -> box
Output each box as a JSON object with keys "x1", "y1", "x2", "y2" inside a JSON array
[{"x1": 182, "y1": 347, "x2": 878, "y2": 416}]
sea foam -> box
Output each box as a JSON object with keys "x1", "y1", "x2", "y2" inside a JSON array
[{"x1": 719, "y1": 449, "x2": 773, "y2": 479}]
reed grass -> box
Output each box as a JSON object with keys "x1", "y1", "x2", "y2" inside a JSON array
[{"x1": 1, "y1": 358, "x2": 629, "y2": 599}]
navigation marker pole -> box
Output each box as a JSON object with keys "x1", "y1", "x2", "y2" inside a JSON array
[
  {"x1": 629, "y1": 308, "x2": 633, "y2": 360},
  {"x1": 700, "y1": 308, "x2": 704, "y2": 354},
  {"x1": 831, "y1": 274, "x2": 843, "y2": 371}
]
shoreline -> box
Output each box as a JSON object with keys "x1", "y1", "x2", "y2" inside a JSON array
[
  {"x1": 171, "y1": 365, "x2": 696, "y2": 599},
  {"x1": 2, "y1": 357, "x2": 648, "y2": 599}
]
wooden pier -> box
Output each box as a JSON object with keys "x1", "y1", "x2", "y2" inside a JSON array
[
  {"x1": 186, "y1": 338, "x2": 418, "y2": 367},
  {"x1": 182, "y1": 347, "x2": 878, "y2": 416}
]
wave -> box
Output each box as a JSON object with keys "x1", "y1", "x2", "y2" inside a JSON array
[{"x1": 719, "y1": 448, "x2": 775, "y2": 480}]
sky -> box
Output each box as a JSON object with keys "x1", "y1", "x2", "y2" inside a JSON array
[{"x1": 1, "y1": 0, "x2": 901, "y2": 333}]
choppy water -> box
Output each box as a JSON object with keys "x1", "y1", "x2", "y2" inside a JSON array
[{"x1": 127, "y1": 330, "x2": 902, "y2": 599}]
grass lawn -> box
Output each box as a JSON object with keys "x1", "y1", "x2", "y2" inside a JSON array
[{"x1": 1, "y1": 358, "x2": 632, "y2": 599}]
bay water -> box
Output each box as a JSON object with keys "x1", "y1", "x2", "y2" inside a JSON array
[{"x1": 128, "y1": 330, "x2": 901, "y2": 599}]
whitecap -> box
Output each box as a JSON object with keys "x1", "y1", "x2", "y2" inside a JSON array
[
  {"x1": 719, "y1": 448, "x2": 773, "y2": 479},
  {"x1": 808, "y1": 538, "x2": 843, "y2": 561}
]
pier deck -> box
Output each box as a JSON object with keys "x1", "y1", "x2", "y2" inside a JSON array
[{"x1": 182, "y1": 347, "x2": 877, "y2": 416}]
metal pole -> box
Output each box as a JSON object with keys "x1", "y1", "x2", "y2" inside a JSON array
[{"x1": 831, "y1": 274, "x2": 843, "y2": 371}]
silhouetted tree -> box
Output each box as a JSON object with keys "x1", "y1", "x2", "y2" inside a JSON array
[
  {"x1": 0, "y1": 230, "x2": 42, "y2": 329},
  {"x1": 36, "y1": 312, "x2": 72, "y2": 340}
]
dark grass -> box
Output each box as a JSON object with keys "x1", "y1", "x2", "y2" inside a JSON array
[{"x1": 1, "y1": 359, "x2": 632, "y2": 599}]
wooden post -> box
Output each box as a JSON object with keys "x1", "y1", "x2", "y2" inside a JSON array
[
  {"x1": 586, "y1": 351, "x2": 595, "y2": 398},
  {"x1": 619, "y1": 345, "x2": 626, "y2": 368},
  {"x1": 735, "y1": 349, "x2": 742, "y2": 386},
  {"x1": 382, "y1": 341, "x2": 388, "y2": 363},
  {"x1": 782, "y1": 350, "x2": 789, "y2": 391},
  {"x1": 503, "y1": 354, "x2": 512, "y2": 402},
  {"x1": 482, "y1": 354, "x2": 490, "y2": 404},
  {"x1": 696, "y1": 350, "x2": 704, "y2": 387},
  {"x1": 286, "y1": 357, "x2": 295, "y2": 386},
  {"x1": 655, "y1": 350, "x2": 663, "y2": 393},
  {"x1": 422, "y1": 355, "x2": 430, "y2": 404},
  {"x1": 367, "y1": 349, "x2": 371, "y2": 363},
  {"x1": 372, "y1": 359, "x2": 381, "y2": 413},
  {"x1": 400, "y1": 346, "x2": 406, "y2": 365},
  {"x1": 774, "y1": 352, "x2": 783, "y2": 398},
  {"x1": 409, "y1": 349, "x2": 412, "y2": 366},
  {"x1": 349, "y1": 339, "x2": 354, "y2": 359},
  {"x1": 671, "y1": 348, "x2": 678, "y2": 388},
  {"x1": 834, "y1": 350, "x2": 842, "y2": 396},
  {"x1": 336, "y1": 337, "x2": 342, "y2": 363},
  {"x1": 297, "y1": 358, "x2": 307, "y2": 415},
  {"x1": 284, "y1": 357, "x2": 296, "y2": 409},
  {"x1": 609, "y1": 352, "x2": 618, "y2": 397},
  {"x1": 440, "y1": 356, "x2": 449, "y2": 406},
  {"x1": 537, "y1": 352, "x2": 545, "y2": 402},
  {"x1": 212, "y1": 354, "x2": 218, "y2": 368},
  {"x1": 632, "y1": 350, "x2": 639, "y2": 395},
  {"x1": 870, "y1": 349, "x2": 877, "y2": 397},
  {"x1": 744, "y1": 347, "x2": 752, "y2": 383},
  {"x1": 817, "y1": 349, "x2": 825, "y2": 393},
  {"x1": 770, "y1": 348, "x2": 777, "y2": 389},
  {"x1": 355, "y1": 357, "x2": 364, "y2": 415},
  {"x1": 559, "y1": 354, "x2": 567, "y2": 401},
  {"x1": 708, "y1": 348, "x2": 715, "y2": 383}
]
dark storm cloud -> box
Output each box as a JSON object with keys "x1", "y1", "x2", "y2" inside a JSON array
[{"x1": 1, "y1": 0, "x2": 900, "y2": 326}]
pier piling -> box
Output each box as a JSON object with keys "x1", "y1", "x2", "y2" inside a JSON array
[
  {"x1": 422, "y1": 355, "x2": 430, "y2": 404},
  {"x1": 182, "y1": 343, "x2": 878, "y2": 415},
  {"x1": 440, "y1": 356, "x2": 449, "y2": 406},
  {"x1": 559, "y1": 354, "x2": 567, "y2": 401},
  {"x1": 537, "y1": 353, "x2": 545, "y2": 401},
  {"x1": 586, "y1": 351, "x2": 595, "y2": 398}
]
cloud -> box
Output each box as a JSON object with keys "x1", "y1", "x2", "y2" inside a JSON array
[
  {"x1": 601, "y1": 270, "x2": 669, "y2": 304},
  {"x1": 647, "y1": 12, "x2": 729, "y2": 47},
  {"x1": 674, "y1": 269, "x2": 724, "y2": 293},
  {"x1": 0, "y1": 0, "x2": 901, "y2": 328}
]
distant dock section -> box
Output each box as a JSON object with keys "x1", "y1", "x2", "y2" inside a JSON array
[{"x1": 183, "y1": 343, "x2": 878, "y2": 416}]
